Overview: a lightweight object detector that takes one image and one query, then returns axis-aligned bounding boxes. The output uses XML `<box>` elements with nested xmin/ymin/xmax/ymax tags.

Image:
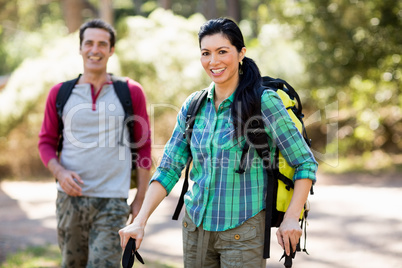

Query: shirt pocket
<box><xmin>190</xmin><ymin>120</ymin><xmax>208</xmax><ymax>151</ymax></box>
<box><xmin>218</xmin><ymin>224</ymin><xmax>257</xmax><ymax>242</ymax></box>
<box><xmin>215</xmin><ymin>122</ymin><xmax>243</xmax><ymax>150</ymax></box>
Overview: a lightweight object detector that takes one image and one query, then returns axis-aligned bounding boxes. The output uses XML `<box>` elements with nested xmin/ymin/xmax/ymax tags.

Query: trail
<box><xmin>1</xmin><ymin>172</ymin><xmax>401</xmax><ymax>267</ymax></box>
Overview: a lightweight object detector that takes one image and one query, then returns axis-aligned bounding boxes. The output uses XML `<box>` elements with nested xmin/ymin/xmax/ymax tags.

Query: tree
<box><xmin>159</xmin><ymin>0</ymin><xmax>172</xmax><ymax>10</ymax></box>
<box><xmin>61</xmin><ymin>0</ymin><xmax>86</xmax><ymax>33</ymax></box>
<box><xmin>100</xmin><ymin>0</ymin><xmax>114</xmax><ymax>24</ymax></box>
<box><xmin>226</xmin><ymin>0</ymin><xmax>241</xmax><ymax>22</ymax></box>
<box><xmin>201</xmin><ymin>0</ymin><xmax>218</xmax><ymax>19</ymax></box>
<box><xmin>279</xmin><ymin>0</ymin><xmax>402</xmax><ymax>157</ymax></box>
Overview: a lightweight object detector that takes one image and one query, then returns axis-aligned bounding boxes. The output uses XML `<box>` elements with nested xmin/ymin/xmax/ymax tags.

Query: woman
<box><xmin>119</xmin><ymin>18</ymin><xmax>318</xmax><ymax>268</ymax></box>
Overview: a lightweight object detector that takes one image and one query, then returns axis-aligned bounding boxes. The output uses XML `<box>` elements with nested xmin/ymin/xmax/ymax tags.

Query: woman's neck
<box><xmin>214</xmin><ymin>77</ymin><xmax>239</xmax><ymax>110</ymax></box>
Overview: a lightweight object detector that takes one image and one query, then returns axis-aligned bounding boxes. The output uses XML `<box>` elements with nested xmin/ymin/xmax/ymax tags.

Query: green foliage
<box><xmin>0</xmin><ymin>0</ymin><xmax>400</xmax><ymax>174</ymax></box>
<box><xmin>0</xmin><ymin>33</ymin><xmax>120</xmax><ymax>138</ymax></box>
<box><xmin>115</xmin><ymin>8</ymin><xmax>209</xmax><ymax>108</ymax></box>
<box><xmin>0</xmin><ymin>0</ymin><xmax>66</xmax><ymax>75</ymax></box>
<box><xmin>266</xmin><ymin>0</ymin><xmax>402</xmax><ymax>160</ymax></box>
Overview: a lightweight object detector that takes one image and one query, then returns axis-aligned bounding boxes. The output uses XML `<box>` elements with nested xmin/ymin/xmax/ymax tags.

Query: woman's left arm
<box><xmin>261</xmin><ymin>90</ymin><xmax>317</xmax><ymax>255</ymax></box>
<box><xmin>276</xmin><ymin>178</ymin><xmax>312</xmax><ymax>256</ymax></box>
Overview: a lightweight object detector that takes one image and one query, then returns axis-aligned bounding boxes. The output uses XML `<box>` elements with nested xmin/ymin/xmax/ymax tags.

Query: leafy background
<box><xmin>0</xmin><ymin>0</ymin><xmax>401</xmax><ymax>179</ymax></box>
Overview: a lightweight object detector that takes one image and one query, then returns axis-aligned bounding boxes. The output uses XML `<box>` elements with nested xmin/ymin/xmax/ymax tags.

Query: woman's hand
<box><xmin>119</xmin><ymin>221</ymin><xmax>145</xmax><ymax>250</ymax></box>
<box><xmin>276</xmin><ymin>179</ymin><xmax>312</xmax><ymax>256</ymax></box>
<box><xmin>276</xmin><ymin>217</ymin><xmax>302</xmax><ymax>256</ymax></box>
<box><xmin>119</xmin><ymin>181</ymin><xmax>168</xmax><ymax>250</ymax></box>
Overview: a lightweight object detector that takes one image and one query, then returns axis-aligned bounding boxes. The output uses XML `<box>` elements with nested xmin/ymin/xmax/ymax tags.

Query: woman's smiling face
<box><xmin>200</xmin><ymin>33</ymin><xmax>245</xmax><ymax>90</ymax></box>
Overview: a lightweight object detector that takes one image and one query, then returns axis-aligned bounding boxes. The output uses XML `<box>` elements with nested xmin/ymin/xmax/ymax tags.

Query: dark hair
<box><xmin>198</xmin><ymin>18</ymin><xmax>262</xmax><ymax>138</ymax></box>
<box><xmin>79</xmin><ymin>19</ymin><xmax>116</xmax><ymax>49</ymax></box>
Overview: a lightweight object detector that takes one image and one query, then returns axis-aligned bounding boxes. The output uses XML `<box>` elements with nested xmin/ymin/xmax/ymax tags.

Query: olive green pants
<box><xmin>182</xmin><ymin>211</ymin><xmax>266</xmax><ymax>268</ymax></box>
<box><xmin>56</xmin><ymin>191</ymin><xmax>130</xmax><ymax>268</ymax></box>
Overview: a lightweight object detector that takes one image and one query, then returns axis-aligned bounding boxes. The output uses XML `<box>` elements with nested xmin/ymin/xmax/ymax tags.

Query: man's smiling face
<box><xmin>80</xmin><ymin>28</ymin><xmax>114</xmax><ymax>74</ymax></box>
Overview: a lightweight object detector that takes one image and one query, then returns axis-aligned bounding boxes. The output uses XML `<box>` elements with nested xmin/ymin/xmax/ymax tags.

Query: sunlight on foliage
<box><xmin>0</xmin><ymin>33</ymin><xmax>120</xmax><ymax>137</ymax></box>
<box><xmin>250</xmin><ymin>21</ymin><xmax>305</xmax><ymax>83</ymax></box>
<box><xmin>0</xmin><ymin>1</ymin><xmax>400</xmax><ymax>175</ymax></box>
<box><xmin>116</xmin><ymin>8</ymin><xmax>207</xmax><ymax>107</ymax></box>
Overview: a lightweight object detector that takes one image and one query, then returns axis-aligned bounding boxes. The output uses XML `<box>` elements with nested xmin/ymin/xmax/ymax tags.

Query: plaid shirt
<box><xmin>151</xmin><ymin>83</ymin><xmax>318</xmax><ymax>231</ymax></box>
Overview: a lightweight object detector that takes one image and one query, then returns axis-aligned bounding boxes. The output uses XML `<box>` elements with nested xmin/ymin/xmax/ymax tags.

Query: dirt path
<box><xmin>1</xmin><ymin>172</ymin><xmax>402</xmax><ymax>268</ymax></box>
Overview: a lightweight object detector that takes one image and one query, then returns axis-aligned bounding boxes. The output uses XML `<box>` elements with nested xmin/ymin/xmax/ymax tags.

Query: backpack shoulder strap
<box><xmin>55</xmin><ymin>74</ymin><xmax>81</xmax><ymax>154</ymax></box>
<box><xmin>184</xmin><ymin>89</ymin><xmax>208</xmax><ymax>144</ymax></box>
<box><xmin>262</xmin><ymin>76</ymin><xmax>303</xmax><ymax>118</ymax></box>
<box><xmin>172</xmin><ymin>88</ymin><xmax>208</xmax><ymax>220</ymax></box>
<box><xmin>237</xmin><ymin>86</ymin><xmax>277</xmax><ymax>259</ymax></box>
<box><xmin>56</xmin><ymin>75</ymin><xmax>81</xmax><ymax>118</ymax></box>
<box><xmin>110</xmin><ymin>75</ymin><xmax>137</xmax><ymax>170</ymax></box>
<box><xmin>111</xmin><ymin>76</ymin><xmax>133</xmax><ymax>117</ymax></box>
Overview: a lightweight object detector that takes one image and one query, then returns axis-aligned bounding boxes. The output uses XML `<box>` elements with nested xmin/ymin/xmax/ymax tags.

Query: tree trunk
<box><xmin>61</xmin><ymin>0</ymin><xmax>85</xmax><ymax>33</ymax></box>
<box><xmin>159</xmin><ymin>0</ymin><xmax>172</xmax><ymax>10</ymax></box>
<box><xmin>225</xmin><ymin>0</ymin><xmax>241</xmax><ymax>22</ymax></box>
<box><xmin>132</xmin><ymin>0</ymin><xmax>143</xmax><ymax>15</ymax></box>
<box><xmin>99</xmin><ymin>0</ymin><xmax>114</xmax><ymax>25</ymax></box>
<box><xmin>202</xmin><ymin>0</ymin><xmax>217</xmax><ymax>20</ymax></box>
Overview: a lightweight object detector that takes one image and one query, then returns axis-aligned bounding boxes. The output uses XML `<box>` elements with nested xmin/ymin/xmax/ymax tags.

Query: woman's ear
<box><xmin>239</xmin><ymin>47</ymin><xmax>246</xmax><ymax>62</ymax></box>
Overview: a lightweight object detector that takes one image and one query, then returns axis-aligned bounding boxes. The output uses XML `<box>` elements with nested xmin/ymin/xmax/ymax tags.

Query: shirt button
<box><xmin>234</xmin><ymin>234</ymin><xmax>240</xmax><ymax>240</ymax></box>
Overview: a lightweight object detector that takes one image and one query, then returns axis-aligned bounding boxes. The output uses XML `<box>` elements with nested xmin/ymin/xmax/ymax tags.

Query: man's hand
<box><xmin>48</xmin><ymin>158</ymin><xmax>83</xmax><ymax>196</ymax></box>
<box><xmin>57</xmin><ymin>169</ymin><xmax>84</xmax><ymax>196</ymax></box>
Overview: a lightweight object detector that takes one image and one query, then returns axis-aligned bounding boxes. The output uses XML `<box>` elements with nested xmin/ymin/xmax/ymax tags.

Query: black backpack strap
<box><xmin>235</xmin><ymin>86</ymin><xmax>276</xmax><ymax>259</ymax></box>
<box><xmin>262</xmin><ymin>76</ymin><xmax>303</xmax><ymax>117</ymax></box>
<box><xmin>184</xmin><ymin>89</ymin><xmax>209</xmax><ymax>144</ymax></box>
<box><xmin>279</xmin><ymin>240</ymin><xmax>296</xmax><ymax>268</ymax></box>
<box><xmin>122</xmin><ymin>237</ymin><xmax>145</xmax><ymax>268</ymax></box>
<box><xmin>111</xmin><ymin>75</ymin><xmax>137</xmax><ymax>170</ymax></box>
<box><xmin>246</xmin><ymin>115</ymin><xmax>276</xmax><ymax>259</ymax></box>
<box><xmin>172</xmin><ymin>89</ymin><xmax>208</xmax><ymax>220</ymax></box>
<box><xmin>55</xmin><ymin>74</ymin><xmax>81</xmax><ymax>155</ymax></box>
<box><xmin>262</xmin><ymin>76</ymin><xmax>312</xmax><ymax>148</ymax></box>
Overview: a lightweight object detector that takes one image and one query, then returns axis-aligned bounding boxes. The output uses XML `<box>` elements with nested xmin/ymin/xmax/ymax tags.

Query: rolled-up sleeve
<box><xmin>261</xmin><ymin>90</ymin><xmax>318</xmax><ymax>183</ymax></box>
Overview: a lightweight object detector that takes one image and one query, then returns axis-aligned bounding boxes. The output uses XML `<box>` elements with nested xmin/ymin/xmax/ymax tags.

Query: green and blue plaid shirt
<box><xmin>151</xmin><ymin>83</ymin><xmax>318</xmax><ymax>231</ymax></box>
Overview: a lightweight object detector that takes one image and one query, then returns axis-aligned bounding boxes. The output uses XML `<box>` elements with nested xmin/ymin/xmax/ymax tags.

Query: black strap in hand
<box><xmin>122</xmin><ymin>238</ymin><xmax>145</xmax><ymax>268</ymax></box>
<box><xmin>279</xmin><ymin>239</ymin><xmax>296</xmax><ymax>268</ymax></box>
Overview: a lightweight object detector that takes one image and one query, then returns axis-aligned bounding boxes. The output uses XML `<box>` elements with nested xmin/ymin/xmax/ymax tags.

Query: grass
<box><xmin>0</xmin><ymin>244</ymin><xmax>178</xmax><ymax>268</ymax></box>
<box><xmin>0</xmin><ymin>245</ymin><xmax>61</xmax><ymax>268</ymax></box>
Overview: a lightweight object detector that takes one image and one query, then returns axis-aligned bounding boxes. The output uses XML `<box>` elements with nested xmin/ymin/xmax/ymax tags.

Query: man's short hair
<box><xmin>79</xmin><ymin>19</ymin><xmax>116</xmax><ymax>48</ymax></box>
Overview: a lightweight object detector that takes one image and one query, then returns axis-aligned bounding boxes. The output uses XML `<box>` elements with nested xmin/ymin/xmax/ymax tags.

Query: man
<box><xmin>38</xmin><ymin>19</ymin><xmax>151</xmax><ymax>267</ymax></box>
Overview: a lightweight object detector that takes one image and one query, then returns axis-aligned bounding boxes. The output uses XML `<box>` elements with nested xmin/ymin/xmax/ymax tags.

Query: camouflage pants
<box><xmin>56</xmin><ymin>191</ymin><xmax>130</xmax><ymax>268</ymax></box>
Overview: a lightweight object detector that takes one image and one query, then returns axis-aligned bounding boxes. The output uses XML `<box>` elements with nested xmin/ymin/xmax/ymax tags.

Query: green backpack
<box><xmin>172</xmin><ymin>76</ymin><xmax>314</xmax><ymax>267</ymax></box>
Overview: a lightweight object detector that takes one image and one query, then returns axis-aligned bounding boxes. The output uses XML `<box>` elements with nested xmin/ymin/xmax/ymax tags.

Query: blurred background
<box><xmin>0</xmin><ymin>0</ymin><xmax>401</xmax><ymax>267</ymax></box>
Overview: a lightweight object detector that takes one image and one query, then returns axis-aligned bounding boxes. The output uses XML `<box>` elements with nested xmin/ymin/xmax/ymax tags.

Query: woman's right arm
<box><xmin>119</xmin><ymin>181</ymin><xmax>167</xmax><ymax>250</ymax></box>
<box><xmin>119</xmin><ymin>91</ymin><xmax>203</xmax><ymax>250</ymax></box>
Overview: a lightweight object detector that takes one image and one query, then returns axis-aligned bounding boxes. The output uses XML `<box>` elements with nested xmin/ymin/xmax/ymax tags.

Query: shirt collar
<box><xmin>207</xmin><ymin>82</ymin><xmax>236</xmax><ymax>104</ymax></box>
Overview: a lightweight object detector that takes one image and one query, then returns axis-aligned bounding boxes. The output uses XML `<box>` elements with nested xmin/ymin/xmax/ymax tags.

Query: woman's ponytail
<box><xmin>232</xmin><ymin>56</ymin><xmax>262</xmax><ymax>138</ymax></box>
